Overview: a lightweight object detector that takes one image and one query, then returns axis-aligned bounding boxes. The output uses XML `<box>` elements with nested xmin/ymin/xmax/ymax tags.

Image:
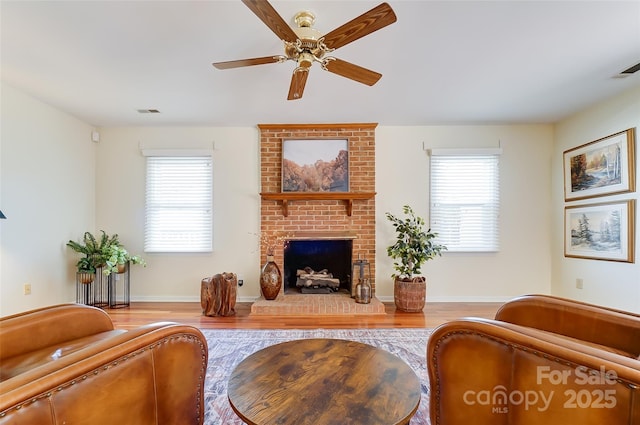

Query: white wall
<box><xmin>0</xmin><ymin>82</ymin><xmax>95</xmax><ymax>316</ymax></box>
<box><xmin>92</xmin><ymin>124</ymin><xmax>554</xmax><ymax>303</ymax></box>
<box><xmin>94</xmin><ymin>127</ymin><xmax>262</xmax><ymax>301</ymax></box>
<box><xmin>375</xmin><ymin>125</ymin><xmax>554</xmax><ymax>301</ymax></box>
<box><xmin>7</xmin><ymin>81</ymin><xmax>636</xmax><ymax>312</ymax></box>
<box><xmin>552</xmin><ymin>86</ymin><xmax>640</xmax><ymax>312</ymax></box>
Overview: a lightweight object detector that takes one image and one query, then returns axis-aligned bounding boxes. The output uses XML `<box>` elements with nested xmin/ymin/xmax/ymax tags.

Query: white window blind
<box><xmin>430</xmin><ymin>149</ymin><xmax>500</xmax><ymax>252</ymax></box>
<box><xmin>144</xmin><ymin>155</ymin><xmax>212</xmax><ymax>253</ymax></box>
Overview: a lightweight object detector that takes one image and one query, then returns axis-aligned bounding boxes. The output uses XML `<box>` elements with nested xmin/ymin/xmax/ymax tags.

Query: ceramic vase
<box><xmin>260</xmin><ymin>255</ymin><xmax>282</xmax><ymax>300</ymax></box>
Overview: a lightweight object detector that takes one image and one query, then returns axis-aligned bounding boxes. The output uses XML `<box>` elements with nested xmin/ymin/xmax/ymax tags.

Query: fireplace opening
<box><xmin>283</xmin><ymin>240</ymin><xmax>353</xmax><ymax>294</ymax></box>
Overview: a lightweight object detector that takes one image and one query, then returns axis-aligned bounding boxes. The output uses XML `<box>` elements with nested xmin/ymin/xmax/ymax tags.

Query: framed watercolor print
<box><xmin>281</xmin><ymin>139</ymin><xmax>349</xmax><ymax>192</ymax></box>
<box><xmin>564</xmin><ymin>200</ymin><xmax>635</xmax><ymax>263</ymax></box>
<box><xmin>563</xmin><ymin>128</ymin><xmax>636</xmax><ymax>201</ymax></box>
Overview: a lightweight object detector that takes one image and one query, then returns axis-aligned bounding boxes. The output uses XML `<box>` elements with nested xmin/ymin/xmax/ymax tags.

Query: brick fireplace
<box><xmin>258</xmin><ymin>123</ymin><xmax>377</xmax><ymax>298</ymax></box>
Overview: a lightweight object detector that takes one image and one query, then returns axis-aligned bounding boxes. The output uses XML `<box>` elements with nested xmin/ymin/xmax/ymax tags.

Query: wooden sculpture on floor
<box><xmin>201</xmin><ymin>272</ymin><xmax>237</xmax><ymax>317</ymax></box>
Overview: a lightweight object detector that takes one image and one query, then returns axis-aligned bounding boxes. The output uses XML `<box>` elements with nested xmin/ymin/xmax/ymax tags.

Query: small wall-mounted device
<box><xmin>91</xmin><ymin>130</ymin><xmax>100</xmax><ymax>143</ymax></box>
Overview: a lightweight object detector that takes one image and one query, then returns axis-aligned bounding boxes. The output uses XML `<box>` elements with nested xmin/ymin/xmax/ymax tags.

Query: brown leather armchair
<box><xmin>0</xmin><ymin>304</ymin><xmax>208</xmax><ymax>425</ymax></box>
<box><xmin>427</xmin><ymin>294</ymin><xmax>640</xmax><ymax>424</ymax></box>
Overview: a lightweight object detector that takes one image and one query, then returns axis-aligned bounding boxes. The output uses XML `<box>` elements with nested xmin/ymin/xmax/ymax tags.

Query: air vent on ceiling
<box><xmin>621</xmin><ymin>62</ymin><xmax>640</xmax><ymax>74</ymax></box>
<box><xmin>613</xmin><ymin>62</ymin><xmax>640</xmax><ymax>78</ymax></box>
<box><xmin>137</xmin><ymin>109</ymin><xmax>161</xmax><ymax>114</ymax></box>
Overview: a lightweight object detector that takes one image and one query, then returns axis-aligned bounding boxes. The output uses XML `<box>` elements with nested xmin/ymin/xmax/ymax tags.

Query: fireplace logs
<box><xmin>296</xmin><ymin>267</ymin><xmax>340</xmax><ymax>294</ymax></box>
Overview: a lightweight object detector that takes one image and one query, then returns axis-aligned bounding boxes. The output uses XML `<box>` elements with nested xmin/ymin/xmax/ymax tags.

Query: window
<box><xmin>430</xmin><ymin>149</ymin><xmax>500</xmax><ymax>252</ymax></box>
<box><xmin>144</xmin><ymin>154</ymin><xmax>212</xmax><ymax>253</ymax></box>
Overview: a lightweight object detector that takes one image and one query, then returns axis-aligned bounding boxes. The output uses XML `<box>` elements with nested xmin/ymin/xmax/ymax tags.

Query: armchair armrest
<box><xmin>0</xmin><ymin>322</ymin><xmax>208</xmax><ymax>425</ymax></box>
<box><xmin>1</xmin><ymin>304</ymin><xmax>208</xmax><ymax>425</ymax></box>
<box><xmin>0</xmin><ymin>304</ymin><xmax>115</xmax><ymax>361</ymax></box>
<box><xmin>427</xmin><ymin>318</ymin><xmax>640</xmax><ymax>425</ymax></box>
<box><xmin>495</xmin><ymin>294</ymin><xmax>640</xmax><ymax>357</ymax></box>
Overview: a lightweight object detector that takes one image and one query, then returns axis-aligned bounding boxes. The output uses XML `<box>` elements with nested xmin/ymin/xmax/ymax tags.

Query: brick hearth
<box><xmin>251</xmin><ymin>293</ymin><xmax>386</xmax><ymax>315</ymax></box>
<box><xmin>258</xmin><ymin>123</ymin><xmax>378</xmax><ymax>312</ymax></box>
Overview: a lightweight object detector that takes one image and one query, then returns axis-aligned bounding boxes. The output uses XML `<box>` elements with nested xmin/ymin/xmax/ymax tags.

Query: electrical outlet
<box><xmin>238</xmin><ymin>279</ymin><xmax>244</xmax><ymax>287</ymax></box>
<box><xmin>24</xmin><ymin>283</ymin><xmax>32</xmax><ymax>295</ymax></box>
<box><xmin>576</xmin><ymin>278</ymin><xmax>583</xmax><ymax>289</ymax></box>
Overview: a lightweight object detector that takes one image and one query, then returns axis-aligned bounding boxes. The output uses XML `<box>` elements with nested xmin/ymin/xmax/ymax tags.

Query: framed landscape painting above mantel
<box><xmin>563</xmin><ymin>128</ymin><xmax>636</xmax><ymax>201</ymax></box>
<box><xmin>564</xmin><ymin>200</ymin><xmax>635</xmax><ymax>263</ymax></box>
<box><xmin>282</xmin><ymin>138</ymin><xmax>349</xmax><ymax>192</ymax></box>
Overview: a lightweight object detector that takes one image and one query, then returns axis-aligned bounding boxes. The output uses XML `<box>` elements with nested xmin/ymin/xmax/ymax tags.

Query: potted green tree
<box><xmin>386</xmin><ymin>205</ymin><xmax>447</xmax><ymax>312</ymax></box>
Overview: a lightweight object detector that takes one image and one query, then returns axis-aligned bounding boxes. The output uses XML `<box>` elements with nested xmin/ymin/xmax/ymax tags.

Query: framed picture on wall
<box><xmin>564</xmin><ymin>200</ymin><xmax>635</xmax><ymax>263</ymax></box>
<box><xmin>282</xmin><ymin>138</ymin><xmax>349</xmax><ymax>192</ymax></box>
<box><xmin>563</xmin><ymin>128</ymin><xmax>636</xmax><ymax>201</ymax></box>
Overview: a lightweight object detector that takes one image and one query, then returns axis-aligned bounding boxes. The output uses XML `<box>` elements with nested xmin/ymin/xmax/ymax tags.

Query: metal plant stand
<box><xmin>76</xmin><ymin>275</ymin><xmax>95</xmax><ymax>306</ymax></box>
<box><xmin>75</xmin><ymin>263</ymin><xmax>129</xmax><ymax>309</ymax></box>
<box><xmin>109</xmin><ymin>261</ymin><xmax>130</xmax><ymax>308</ymax></box>
<box><xmin>75</xmin><ymin>268</ymin><xmax>108</xmax><ymax>308</ymax></box>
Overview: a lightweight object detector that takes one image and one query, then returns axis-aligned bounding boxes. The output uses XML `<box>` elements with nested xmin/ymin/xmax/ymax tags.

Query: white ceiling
<box><xmin>2</xmin><ymin>0</ymin><xmax>639</xmax><ymax>127</ymax></box>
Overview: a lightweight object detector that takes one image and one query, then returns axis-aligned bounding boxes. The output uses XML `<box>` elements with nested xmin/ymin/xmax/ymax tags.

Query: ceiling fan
<box><xmin>213</xmin><ymin>0</ymin><xmax>397</xmax><ymax>100</ymax></box>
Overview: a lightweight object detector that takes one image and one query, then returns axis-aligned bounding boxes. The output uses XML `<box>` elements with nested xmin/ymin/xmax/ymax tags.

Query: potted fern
<box><xmin>68</xmin><ymin>230</ymin><xmax>119</xmax><ymax>282</ymax></box>
<box><xmin>76</xmin><ymin>257</ymin><xmax>96</xmax><ymax>284</ymax></box>
<box><xmin>386</xmin><ymin>205</ymin><xmax>446</xmax><ymax>312</ymax></box>
<box><xmin>67</xmin><ymin>231</ymin><xmax>144</xmax><ymax>276</ymax></box>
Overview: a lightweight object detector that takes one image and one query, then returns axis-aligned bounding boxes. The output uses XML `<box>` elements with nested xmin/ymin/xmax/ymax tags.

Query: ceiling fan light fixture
<box><xmin>213</xmin><ymin>1</ymin><xmax>397</xmax><ymax>100</ymax></box>
<box><xmin>298</xmin><ymin>52</ymin><xmax>314</xmax><ymax>68</ymax></box>
<box><xmin>292</xmin><ymin>10</ymin><xmax>324</xmax><ymax>59</ymax></box>
<box><xmin>294</xmin><ymin>11</ymin><xmax>315</xmax><ymax>29</ymax></box>
<box><xmin>294</xmin><ymin>26</ymin><xmax>322</xmax><ymax>42</ymax></box>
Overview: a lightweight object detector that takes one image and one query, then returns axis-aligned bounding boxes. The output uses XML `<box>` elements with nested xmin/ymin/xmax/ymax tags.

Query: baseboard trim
<box><xmin>131</xmin><ymin>295</ymin><xmax>259</xmax><ymax>303</ymax></box>
<box><xmin>426</xmin><ymin>296</ymin><xmax>513</xmax><ymax>303</ymax></box>
<box><xmin>131</xmin><ymin>295</ymin><xmax>513</xmax><ymax>304</ymax></box>
<box><xmin>377</xmin><ymin>295</ymin><xmax>513</xmax><ymax>303</ymax></box>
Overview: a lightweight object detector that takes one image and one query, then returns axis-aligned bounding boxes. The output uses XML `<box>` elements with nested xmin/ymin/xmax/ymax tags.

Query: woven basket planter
<box><xmin>394</xmin><ymin>277</ymin><xmax>426</xmax><ymax>312</ymax></box>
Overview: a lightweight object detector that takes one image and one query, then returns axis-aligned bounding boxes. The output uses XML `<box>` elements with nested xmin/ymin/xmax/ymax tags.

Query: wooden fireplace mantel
<box><xmin>260</xmin><ymin>192</ymin><xmax>376</xmax><ymax>217</ymax></box>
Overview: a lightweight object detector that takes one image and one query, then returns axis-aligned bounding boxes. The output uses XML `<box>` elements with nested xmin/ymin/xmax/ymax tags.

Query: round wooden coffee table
<box><xmin>227</xmin><ymin>338</ymin><xmax>421</xmax><ymax>425</ymax></box>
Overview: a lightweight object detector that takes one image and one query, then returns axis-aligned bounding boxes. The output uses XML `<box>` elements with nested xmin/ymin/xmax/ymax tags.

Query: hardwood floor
<box><xmin>107</xmin><ymin>301</ymin><xmax>502</xmax><ymax>330</ymax></box>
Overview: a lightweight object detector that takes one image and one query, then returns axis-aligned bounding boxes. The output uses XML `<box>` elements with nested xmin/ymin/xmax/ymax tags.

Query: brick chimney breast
<box><xmin>258</xmin><ymin>123</ymin><xmax>377</xmax><ymax>296</ymax></box>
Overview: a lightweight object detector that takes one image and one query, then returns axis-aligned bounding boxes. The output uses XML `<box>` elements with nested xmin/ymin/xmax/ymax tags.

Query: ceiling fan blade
<box><xmin>213</xmin><ymin>56</ymin><xmax>282</xmax><ymax>70</ymax></box>
<box><xmin>287</xmin><ymin>67</ymin><xmax>309</xmax><ymax>100</ymax></box>
<box><xmin>241</xmin><ymin>0</ymin><xmax>298</xmax><ymax>43</ymax></box>
<box><xmin>323</xmin><ymin>58</ymin><xmax>382</xmax><ymax>86</ymax></box>
<box><xmin>322</xmin><ymin>3</ymin><xmax>397</xmax><ymax>51</ymax></box>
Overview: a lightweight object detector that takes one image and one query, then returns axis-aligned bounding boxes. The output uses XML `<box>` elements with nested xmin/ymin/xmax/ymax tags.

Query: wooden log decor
<box><xmin>201</xmin><ymin>272</ymin><xmax>237</xmax><ymax>317</ymax></box>
<box><xmin>295</xmin><ymin>267</ymin><xmax>340</xmax><ymax>290</ymax></box>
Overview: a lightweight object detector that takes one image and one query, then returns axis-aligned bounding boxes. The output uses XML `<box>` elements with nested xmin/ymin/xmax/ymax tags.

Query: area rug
<box><xmin>202</xmin><ymin>328</ymin><xmax>432</xmax><ymax>424</ymax></box>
